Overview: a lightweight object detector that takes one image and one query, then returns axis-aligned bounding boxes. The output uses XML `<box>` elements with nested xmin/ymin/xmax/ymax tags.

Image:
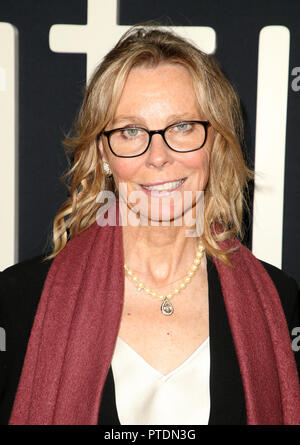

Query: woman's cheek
<box><xmin>111</xmin><ymin>161</ymin><xmax>141</xmax><ymax>186</ymax></box>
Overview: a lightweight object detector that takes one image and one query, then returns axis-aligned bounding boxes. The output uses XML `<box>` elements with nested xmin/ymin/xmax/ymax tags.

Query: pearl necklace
<box><xmin>124</xmin><ymin>239</ymin><xmax>205</xmax><ymax>316</ymax></box>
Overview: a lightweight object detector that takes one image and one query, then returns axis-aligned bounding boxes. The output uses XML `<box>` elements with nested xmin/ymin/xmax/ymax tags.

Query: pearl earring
<box><xmin>103</xmin><ymin>161</ymin><xmax>112</xmax><ymax>176</ymax></box>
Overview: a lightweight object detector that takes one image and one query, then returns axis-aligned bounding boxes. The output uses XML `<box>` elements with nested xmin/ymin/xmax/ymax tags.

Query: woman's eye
<box><xmin>174</xmin><ymin>122</ymin><xmax>192</xmax><ymax>132</ymax></box>
<box><xmin>123</xmin><ymin>128</ymin><xmax>140</xmax><ymax>137</ymax></box>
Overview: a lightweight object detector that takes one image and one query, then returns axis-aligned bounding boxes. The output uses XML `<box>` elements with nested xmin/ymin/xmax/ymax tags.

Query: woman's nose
<box><xmin>145</xmin><ymin>133</ymin><xmax>173</xmax><ymax>168</ymax></box>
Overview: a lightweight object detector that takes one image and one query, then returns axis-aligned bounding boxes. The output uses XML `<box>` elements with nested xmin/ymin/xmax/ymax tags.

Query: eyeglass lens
<box><xmin>108</xmin><ymin>122</ymin><xmax>206</xmax><ymax>157</ymax></box>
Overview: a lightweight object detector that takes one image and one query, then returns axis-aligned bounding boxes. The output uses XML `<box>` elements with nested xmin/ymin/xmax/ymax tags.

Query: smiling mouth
<box><xmin>140</xmin><ymin>178</ymin><xmax>186</xmax><ymax>192</ymax></box>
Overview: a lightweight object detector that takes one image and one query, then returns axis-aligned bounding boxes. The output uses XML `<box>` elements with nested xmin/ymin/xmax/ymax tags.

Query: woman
<box><xmin>1</xmin><ymin>25</ymin><xmax>300</xmax><ymax>425</ymax></box>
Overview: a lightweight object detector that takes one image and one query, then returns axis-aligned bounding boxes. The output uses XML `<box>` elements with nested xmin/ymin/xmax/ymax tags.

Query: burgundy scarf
<box><xmin>9</xmin><ymin>220</ymin><xmax>300</xmax><ymax>425</ymax></box>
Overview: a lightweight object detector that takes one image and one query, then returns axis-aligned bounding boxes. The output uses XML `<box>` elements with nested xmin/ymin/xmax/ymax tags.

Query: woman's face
<box><xmin>100</xmin><ymin>63</ymin><xmax>214</xmax><ymax>225</ymax></box>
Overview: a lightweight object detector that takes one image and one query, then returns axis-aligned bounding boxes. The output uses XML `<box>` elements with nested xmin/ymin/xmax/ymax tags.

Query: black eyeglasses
<box><xmin>100</xmin><ymin>120</ymin><xmax>210</xmax><ymax>158</ymax></box>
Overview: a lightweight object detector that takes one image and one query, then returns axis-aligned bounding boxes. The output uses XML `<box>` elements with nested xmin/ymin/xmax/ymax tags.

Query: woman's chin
<box><xmin>126</xmin><ymin>203</ymin><xmax>197</xmax><ymax>228</ymax></box>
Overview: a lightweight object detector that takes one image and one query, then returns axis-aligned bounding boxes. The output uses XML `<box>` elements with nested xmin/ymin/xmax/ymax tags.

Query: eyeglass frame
<box><xmin>100</xmin><ymin>120</ymin><xmax>211</xmax><ymax>158</ymax></box>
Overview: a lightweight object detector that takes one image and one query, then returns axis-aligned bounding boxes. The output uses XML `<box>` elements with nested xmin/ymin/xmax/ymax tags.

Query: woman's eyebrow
<box><xmin>112</xmin><ymin>116</ymin><xmax>144</xmax><ymax>126</ymax></box>
<box><xmin>112</xmin><ymin>113</ymin><xmax>202</xmax><ymax>127</ymax></box>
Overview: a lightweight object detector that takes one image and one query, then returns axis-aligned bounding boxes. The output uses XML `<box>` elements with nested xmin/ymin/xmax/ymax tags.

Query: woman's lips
<box><xmin>139</xmin><ymin>178</ymin><xmax>187</xmax><ymax>196</ymax></box>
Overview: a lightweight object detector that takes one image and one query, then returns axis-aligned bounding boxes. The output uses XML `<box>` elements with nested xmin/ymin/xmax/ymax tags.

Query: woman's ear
<box><xmin>98</xmin><ymin>135</ymin><xmax>108</xmax><ymax>163</ymax></box>
<box><xmin>98</xmin><ymin>135</ymin><xmax>113</xmax><ymax>176</ymax></box>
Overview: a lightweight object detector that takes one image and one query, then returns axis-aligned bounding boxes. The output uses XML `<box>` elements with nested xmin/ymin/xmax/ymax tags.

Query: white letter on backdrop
<box><xmin>252</xmin><ymin>26</ymin><xmax>290</xmax><ymax>268</ymax></box>
<box><xmin>0</xmin><ymin>22</ymin><xmax>18</xmax><ymax>270</ymax></box>
<box><xmin>49</xmin><ymin>0</ymin><xmax>216</xmax><ymax>81</ymax></box>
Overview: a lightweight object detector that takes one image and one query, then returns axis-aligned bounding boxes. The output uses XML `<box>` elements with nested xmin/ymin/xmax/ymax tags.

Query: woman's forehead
<box><xmin>113</xmin><ymin>63</ymin><xmax>199</xmax><ymax>117</ymax></box>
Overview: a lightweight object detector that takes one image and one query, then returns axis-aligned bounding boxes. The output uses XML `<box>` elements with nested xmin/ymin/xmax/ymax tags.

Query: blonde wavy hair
<box><xmin>48</xmin><ymin>24</ymin><xmax>253</xmax><ymax>264</ymax></box>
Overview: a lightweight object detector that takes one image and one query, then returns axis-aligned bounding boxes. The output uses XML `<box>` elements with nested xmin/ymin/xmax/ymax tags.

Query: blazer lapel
<box><xmin>207</xmin><ymin>256</ymin><xmax>246</xmax><ymax>424</ymax></box>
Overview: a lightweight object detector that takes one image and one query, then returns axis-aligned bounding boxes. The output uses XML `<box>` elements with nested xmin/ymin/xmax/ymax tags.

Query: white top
<box><xmin>111</xmin><ymin>336</ymin><xmax>210</xmax><ymax>425</ymax></box>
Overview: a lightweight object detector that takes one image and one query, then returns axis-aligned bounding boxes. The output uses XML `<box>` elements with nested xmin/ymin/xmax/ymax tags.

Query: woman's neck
<box><xmin>122</xmin><ymin>224</ymin><xmax>202</xmax><ymax>288</ymax></box>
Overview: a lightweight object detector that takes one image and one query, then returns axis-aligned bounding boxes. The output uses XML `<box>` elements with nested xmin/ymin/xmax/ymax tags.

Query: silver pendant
<box><xmin>161</xmin><ymin>298</ymin><xmax>174</xmax><ymax>316</ymax></box>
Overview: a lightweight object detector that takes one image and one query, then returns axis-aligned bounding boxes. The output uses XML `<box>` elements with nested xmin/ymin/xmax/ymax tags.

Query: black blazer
<box><xmin>0</xmin><ymin>255</ymin><xmax>299</xmax><ymax>425</ymax></box>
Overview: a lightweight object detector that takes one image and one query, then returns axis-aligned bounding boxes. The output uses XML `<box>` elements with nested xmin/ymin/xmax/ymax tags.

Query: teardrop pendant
<box><xmin>161</xmin><ymin>298</ymin><xmax>174</xmax><ymax>316</ymax></box>
<box><xmin>124</xmin><ymin>238</ymin><xmax>205</xmax><ymax>316</ymax></box>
